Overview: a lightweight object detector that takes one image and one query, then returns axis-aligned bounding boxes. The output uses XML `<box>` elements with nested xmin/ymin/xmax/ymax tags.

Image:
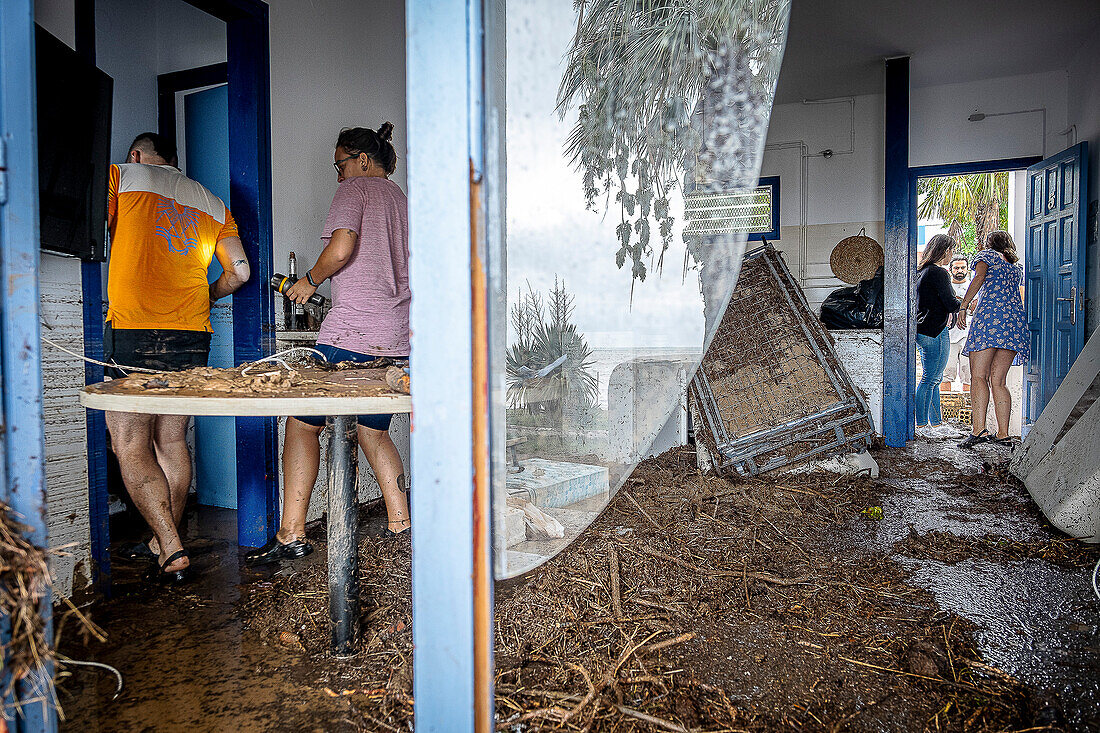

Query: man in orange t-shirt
<box><xmin>105</xmin><ymin>132</ymin><xmax>250</xmax><ymax>583</ymax></box>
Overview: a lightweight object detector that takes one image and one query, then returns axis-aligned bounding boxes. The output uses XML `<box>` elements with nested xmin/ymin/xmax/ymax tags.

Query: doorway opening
<box><xmin>912</xmin><ymin>161</ymin><xmax>1035</xmax><ymax>437</ymax></box>
<box><xmin>89</xmin><ymin>0</ymin><xmax>277</xmax><ymax>586</ymax></box>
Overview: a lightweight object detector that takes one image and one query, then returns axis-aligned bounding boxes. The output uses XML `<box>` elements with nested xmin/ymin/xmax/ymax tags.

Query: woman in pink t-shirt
<box><xmin>247</xmin><ymin>123</ymin><xmax>411</xmax><ymax>564</ymax></box>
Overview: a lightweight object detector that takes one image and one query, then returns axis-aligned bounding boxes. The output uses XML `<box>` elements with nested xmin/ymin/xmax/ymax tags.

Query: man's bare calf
<box><xmin>106</xmin><ymin>411</ymin><xmax>191</xmax><ymax>574</ymax></box>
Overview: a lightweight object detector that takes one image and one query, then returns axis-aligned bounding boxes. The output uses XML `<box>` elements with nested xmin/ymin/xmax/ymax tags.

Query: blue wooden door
<box><xmin>184</xmin><ymin>84</ymin><xmax>238</xmax><ymax>509</ymax></box>
<box><xmin>0</xmin><ymin>2</ymin><xmax>58</xmax><ymax>729</ymax></box>
<box><xmin>1024</xmin><ymin>143</ymin><xmax>1089</xmax><ymax>434</ymax></box>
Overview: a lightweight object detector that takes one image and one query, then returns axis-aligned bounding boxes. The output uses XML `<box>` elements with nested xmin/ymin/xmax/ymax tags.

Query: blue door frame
<box><xmin>76</xmin><ymin>0</ymin><xmax>276</xmax><ymax>562</ymax></box>
<box><xmin>904</xmin><ymin>156</ymin><xmax>1040</xmax><ymax>442</ymax></box>
<box><xmin>884</xmin><ymin>51</ymin><xmax>1043</xmax><ymax>447</ymax></box>
<box><xmin>0</xmin><ymin>1</ymin><xmax>56</xmax><ymax>730</ymax></box>
<box><xmin>175</xmin><ymin>0</ymin><xmax>278</xmax><ymax>549</ymax></box>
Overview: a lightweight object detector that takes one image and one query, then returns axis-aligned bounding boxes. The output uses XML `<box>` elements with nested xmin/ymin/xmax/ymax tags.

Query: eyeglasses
<box><xmin>333</xmin><ymin>153</ymin><xmax>359</xmax><ymax>172</ymax></box>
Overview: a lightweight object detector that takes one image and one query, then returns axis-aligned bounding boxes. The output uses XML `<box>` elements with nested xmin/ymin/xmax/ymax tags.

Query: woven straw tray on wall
<box><xmin>830</xmin><ymin>228</ymin><xmax>884</xmax><ymax>284</ymax></box>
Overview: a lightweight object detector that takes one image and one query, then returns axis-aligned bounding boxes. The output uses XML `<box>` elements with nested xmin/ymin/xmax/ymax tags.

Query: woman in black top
<box><xmin>915</xmin><ymin>234</ymin><xmax>961</xmax><ymax>437</ymax></box>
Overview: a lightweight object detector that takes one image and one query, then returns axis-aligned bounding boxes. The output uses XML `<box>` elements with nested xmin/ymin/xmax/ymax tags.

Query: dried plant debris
<box><xmin>239</xmin><ymin>446</ymin><xmax>1096</xmax><ymax>731</ymax></box>
<box><xmin>89</xmin><ymin>362</ymin><xmax>401</xmax><ymax>399</ymax></box>
<box><xmin>0</xmin><ymin>503</ymin><xmax>52</xmax><ymax>688</ymax></box>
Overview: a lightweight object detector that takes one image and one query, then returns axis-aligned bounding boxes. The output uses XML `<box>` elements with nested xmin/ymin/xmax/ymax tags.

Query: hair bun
<box><xmin>377</xmin><ymin>122</ymin><xmax>394</xmax><ymax>142</ymax></box>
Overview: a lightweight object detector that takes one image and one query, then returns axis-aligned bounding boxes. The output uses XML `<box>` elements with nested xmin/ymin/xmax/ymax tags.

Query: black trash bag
<box><xmin>819</xmin><ymin>267</ymin><xmax>883</xmax><ymax>330</ymax></box>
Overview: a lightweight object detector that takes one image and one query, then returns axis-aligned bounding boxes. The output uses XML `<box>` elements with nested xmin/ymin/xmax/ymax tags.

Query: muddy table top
<box><xmin>79</xmin><ymin>365</ymin><xmax>411</xmax><ymax>416</ymax></box>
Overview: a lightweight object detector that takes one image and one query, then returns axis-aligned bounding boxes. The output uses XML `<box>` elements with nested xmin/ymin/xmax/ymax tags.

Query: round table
<box><xmin>81</xmin><ymin>374</ymin><xmax>411</xmax><ymax>655</ymax></box>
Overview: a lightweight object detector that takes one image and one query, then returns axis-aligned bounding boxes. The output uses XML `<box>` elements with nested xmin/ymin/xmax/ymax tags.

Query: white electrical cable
<box><xmin>57</xmin><ymin>656</ymin><xmax>124</xmax><ymax>699</ymax></box>
<box><xmin>44</xmin><ymin>327</ymin><xmax>325</xmax><ymax>376</ymax></box>
<box><xmin>43</xmin><ymin>337</ymin><xmax>327</xmax><ymax>378</ymax></box>
<box><xmin>240</xmin><ymin>346</ymin><xmax>327</xmax><ymax>375</ymax></box>
<box><xmin>1092</xmin><ymin>557</ymin><xmax>1100</xmax><ymax>603</ymax></box>
<box><xmin>40</xmin><ymin>335</ymin><xmax>160</xmax><ymax>375</ymax></box>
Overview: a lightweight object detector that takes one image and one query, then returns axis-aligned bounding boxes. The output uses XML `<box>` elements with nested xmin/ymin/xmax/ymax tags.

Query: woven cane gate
<box><xmin>693</xmin><ymin>244</ymin><xmax>874</xmax><ymax>476</ymax></box>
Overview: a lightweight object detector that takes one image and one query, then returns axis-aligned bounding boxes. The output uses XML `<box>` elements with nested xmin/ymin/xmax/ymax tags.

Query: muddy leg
<box><xmin>358</xmin><ymin>425</ymin><xmax>409</xmax><ymax>533</ymax></box>
<box><xmin>279</xmin><ymin>417</ymin><xmax>323</xmax><ymax>543</ymax></box>
<box><xmin>152</xmin><ymin>415</ymin><xmax>193</xmax><ymax>542</ymax></box>
<box><xmin>106</xmin><ymin>411</ymin><xmax>188</xmax><ymax>572</ymax></box>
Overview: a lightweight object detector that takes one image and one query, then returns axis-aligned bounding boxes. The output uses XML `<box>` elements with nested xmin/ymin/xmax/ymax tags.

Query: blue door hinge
<box><xmin>0</xmin><ymin>138</ymin><xmax>7</xmax><ymax>205</ymax></box>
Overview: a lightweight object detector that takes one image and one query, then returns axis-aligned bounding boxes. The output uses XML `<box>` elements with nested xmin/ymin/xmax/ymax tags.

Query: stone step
<box><xmin>506</xmin><ymin>458</ymin><xmax>610</xmax><ymax>509</ymax></box>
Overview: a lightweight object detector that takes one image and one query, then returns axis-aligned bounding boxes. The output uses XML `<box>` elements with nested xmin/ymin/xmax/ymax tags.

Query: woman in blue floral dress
<box><xmin>957</xmin><ymin>231</ymin><xmax>1028</xmax><ymax>447</ymax></box>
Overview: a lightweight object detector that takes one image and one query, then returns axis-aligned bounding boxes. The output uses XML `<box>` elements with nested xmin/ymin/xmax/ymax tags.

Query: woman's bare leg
<box><xmin>278</xmin><ymin>417</ymin><xmax>323</xmax><ymax>542</ymax></box>
<box><xmin>968</xmin><ymin>349</ymin><xmax>995</xmax><ymax>436</ymax></box>
<box><xmin>989</xmin><ymin>348</ymin><xmax>1017</xmax><ymax>438</ymax></box>
<box><xmin>358</xmin><ymin>425</ymin><xmax>409</xmax><ymax>533</ymax></box>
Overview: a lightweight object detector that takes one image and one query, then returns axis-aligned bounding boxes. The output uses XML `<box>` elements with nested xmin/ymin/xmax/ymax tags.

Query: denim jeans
<box><xmin>916</xmin><ymin>329</ymin><xmax>950</xmax><ymax>427</ymax></box>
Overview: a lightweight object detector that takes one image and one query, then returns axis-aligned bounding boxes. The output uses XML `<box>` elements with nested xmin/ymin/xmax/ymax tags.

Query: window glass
<box><xmin>493</xmin><ymin>0</ymin><xmax>791</xmax><ymax>578</ymax></box>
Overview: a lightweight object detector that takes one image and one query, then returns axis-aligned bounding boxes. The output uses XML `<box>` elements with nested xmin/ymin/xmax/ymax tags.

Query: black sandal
<box><xmin>958</xmin><ymin>429</ymin><xmax>991</xmax><ymax>449</ymax></box>
<box><xmin>151</xmin><ymin>549</ymin><xmax>196</xmax><ymax>585</ymax></box>
<box><xmin>992</xmin><ymin>435</ymin><xmax>1016</xmax><ymax>448</ymax></box>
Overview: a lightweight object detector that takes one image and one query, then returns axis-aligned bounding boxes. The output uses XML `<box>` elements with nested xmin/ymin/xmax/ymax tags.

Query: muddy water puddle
<box><xmin>56</xmin><ymin>508</ymin><xmax>360</xmax><ymax>732</ymax></box>
<box><xmin>900</xmin><ymin>557</ymin><xmax>1100</xmax><ymax>729</ymax></box>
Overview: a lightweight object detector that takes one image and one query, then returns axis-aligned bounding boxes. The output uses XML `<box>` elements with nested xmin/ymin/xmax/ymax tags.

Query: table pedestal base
<box><xmin>327</xmin><ymin>415</ymin><xmax>360</xmax><ymax>655</ymax></box>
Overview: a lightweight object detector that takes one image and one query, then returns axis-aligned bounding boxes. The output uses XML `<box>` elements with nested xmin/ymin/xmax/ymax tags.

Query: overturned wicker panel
<box><xmin>692</xmin><ymin>244</ymin><xmax>874</xmax><ymax>476</ymax></box>
<box><xmin>830</xmin><ymin>228</ymin><xmax>884</xmax><ymax>284</ymax></box>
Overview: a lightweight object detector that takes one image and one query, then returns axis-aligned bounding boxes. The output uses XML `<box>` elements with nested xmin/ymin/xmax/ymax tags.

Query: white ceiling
<box><xmin>774</xmin><ymin>0</ymin><xmax>1100</xmax><ymax>103</ymax></box>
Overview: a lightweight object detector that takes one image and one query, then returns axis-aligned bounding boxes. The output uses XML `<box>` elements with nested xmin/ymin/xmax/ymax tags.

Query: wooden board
<box><xmin>80</xmin><ymin>367</ymin><xmax>411</xmax><ymax>417</ymax></box>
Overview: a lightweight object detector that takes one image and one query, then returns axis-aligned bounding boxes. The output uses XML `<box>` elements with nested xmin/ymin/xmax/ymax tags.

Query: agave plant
<box><xmin>556</xmin><ymin>0</ymin><xmax>790</xmax><ymax>286</ymax></box>
<box><xmin>506</xmin><ymin>280</ymin><xmax>599</xmax><ymax>422</ymax></box>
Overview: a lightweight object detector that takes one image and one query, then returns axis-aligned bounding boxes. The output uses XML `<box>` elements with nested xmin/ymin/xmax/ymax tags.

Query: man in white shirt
<box><xmin>941</xmin><ymin>255</ymin><xmax>971</xmax><ymax>390</ymax></box>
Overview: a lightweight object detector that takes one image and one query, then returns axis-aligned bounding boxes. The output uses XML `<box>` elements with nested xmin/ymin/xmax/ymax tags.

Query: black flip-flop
<box><xmin>992</xmin><ymin>435</ymin><xmax>1017</xmax><ymax>448</ymax></box>
<box><xmin>151</xmin><ymin>549</ymin><xmax>196</xmax><ymax>585</ymax></box>
<box><xmin>958</xmin><ymin>429</ymin><xmax>992</xmax><ymax>449</ymax></box>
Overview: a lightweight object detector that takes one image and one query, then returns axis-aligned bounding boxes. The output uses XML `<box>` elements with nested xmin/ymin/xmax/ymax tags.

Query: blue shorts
<box><xmin>294</xmin><ymin>344</ymin><xmax>407</xmax><ymax>431</ymax></box>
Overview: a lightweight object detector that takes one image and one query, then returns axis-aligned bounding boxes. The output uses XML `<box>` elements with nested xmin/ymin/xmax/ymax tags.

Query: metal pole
<box><xmin>326</xmin><ymin>415</ymin><xmax>359</xmax><ymax>656</ymax></box>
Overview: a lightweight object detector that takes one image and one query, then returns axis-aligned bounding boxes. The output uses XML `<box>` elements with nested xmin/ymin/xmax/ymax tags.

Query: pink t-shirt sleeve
<box><xmin>321</xmin><ymin>180</ymin><xmax>365</xmax><ymax>238</ymax></box>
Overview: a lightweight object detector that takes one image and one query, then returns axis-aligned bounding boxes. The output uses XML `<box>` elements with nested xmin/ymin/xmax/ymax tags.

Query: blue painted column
<box><xmin>74</xmin><ymin>0</ymin><xmax>111</xmax><ymax>596</ymax></box>
<box><xmin>0</xmin><ymin>1</ymin><xmax>57</xmax><ymax>729</ymax></box>
<box><xmin>407</xmin><ymin>0</ymin><xmax>494</xmax><ymax>729</ymax></box>
<box><xmin>226</xmin><ymin>9</ymin><xmax>279</xmax><ymax>547</ymax></box>
<box><xmin>883</xmin><ymin>57</ymin><xmax>913</xmax><ymax>447</ymax></box>
<box><xmin>81</xmin><ymin>263</ymin><xmax>111</xmax><ymax>593</ymax></box>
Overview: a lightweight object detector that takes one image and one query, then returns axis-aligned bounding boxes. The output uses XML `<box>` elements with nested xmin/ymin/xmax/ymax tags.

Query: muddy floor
<box><xmin>56</xmin><ymin>438</ymin><xmax>1100</xmax><ymax>732</ymax></box>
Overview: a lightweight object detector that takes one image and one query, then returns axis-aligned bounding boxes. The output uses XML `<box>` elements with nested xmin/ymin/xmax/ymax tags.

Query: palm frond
<box><xmin>557</xmin><ymin>0</ymin><xmax>791</xmax><ymax>285</ymax></box>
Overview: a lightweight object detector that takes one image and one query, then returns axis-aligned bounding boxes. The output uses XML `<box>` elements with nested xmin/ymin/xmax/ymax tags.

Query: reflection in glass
<box><xmin>495</xmin><ymin>0</ymin><xmax>792</xmax><ymax>578</ymax></box>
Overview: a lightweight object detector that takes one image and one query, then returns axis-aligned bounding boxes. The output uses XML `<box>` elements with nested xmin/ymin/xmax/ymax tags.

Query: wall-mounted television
<box><xmin>35</xmin><ymin>25</ymin><xmax>113</xmax><ymax>262</ymax></box>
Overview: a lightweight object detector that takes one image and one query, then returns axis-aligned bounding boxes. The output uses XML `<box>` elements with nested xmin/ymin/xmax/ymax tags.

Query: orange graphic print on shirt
<box><xmin>107</xmin><ymin>163</ymin><xmax>238</xmax><ymax>332</ymax></box>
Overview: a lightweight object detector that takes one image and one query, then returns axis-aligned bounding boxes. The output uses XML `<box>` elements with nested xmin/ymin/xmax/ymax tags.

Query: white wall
<box><xmin>759</xmin><ymin>70</ymin><xmax>1072</xmax><ymax>314</ymax></box>
<box><xmin>911</xmin><ymin>71</ymin><xmax>1071</xmax><ymax>167</ymax></box>
<box><xmin>94</xmin><ymin>0</ymin><xmax>159</xmax><ymax>163</ymax></box>
<box><xmin>1067</xmin><ymin>30</ymin><xmax>1100</xmax><ymax>337</ymax></box>
<box><xmin>760</xmin><ymin>94</ymin><xmax>884</xmax><ymax>310</ymax></box>
<box><xmin>155</xmin><ymin>0</ymin><xmax>227</xmax><ymax>74</ymax></box>
<box><xmin>267</xmin><ymin>0</ymin><xmax>407</xmax><ymax>292</ymax></box>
